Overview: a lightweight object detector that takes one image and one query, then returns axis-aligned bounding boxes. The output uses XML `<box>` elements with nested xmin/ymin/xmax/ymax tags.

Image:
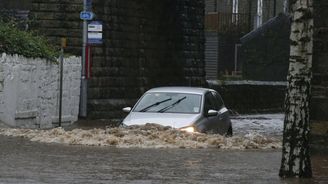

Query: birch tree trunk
<box><xmin>279</xmin><ymin>0</ymin><xmax>313</xmax><ymax>178</ymax></box>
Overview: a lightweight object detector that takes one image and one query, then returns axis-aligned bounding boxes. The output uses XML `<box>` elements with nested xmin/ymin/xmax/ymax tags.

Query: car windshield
<box><xmin>133</xmin><ymin>92</ymin><xmax>202</xmax><ymax>114</ymax></box>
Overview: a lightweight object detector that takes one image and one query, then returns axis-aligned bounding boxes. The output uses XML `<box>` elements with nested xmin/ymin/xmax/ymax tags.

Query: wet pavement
<box><xmin>0</xmin><ymin>135</ymin><xmax>327</xmax><ymax>184</ymax></box>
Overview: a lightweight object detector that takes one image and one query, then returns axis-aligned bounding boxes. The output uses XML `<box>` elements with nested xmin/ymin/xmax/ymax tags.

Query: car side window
<box><xmin>204</xmin><ymin>93</ymin><xmax>217</xmax><ymax>113</ymax></box>
<box><xmin>211</xmin><ymin>91</ymin><xmax>224</xmax><ymax>109</ymax></box>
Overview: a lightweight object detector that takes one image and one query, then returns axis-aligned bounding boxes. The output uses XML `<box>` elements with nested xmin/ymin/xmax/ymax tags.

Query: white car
<box><xmin>122</xmin><ymin>87</ymin><xmax>232</xmax><ymax>135</ymax></box>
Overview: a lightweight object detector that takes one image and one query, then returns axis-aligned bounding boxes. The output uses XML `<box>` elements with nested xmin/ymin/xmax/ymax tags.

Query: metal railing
<box><xmin>205</xmin><ymin>12</ymin><xmax>250</xmax><ymax>33</ymax></box>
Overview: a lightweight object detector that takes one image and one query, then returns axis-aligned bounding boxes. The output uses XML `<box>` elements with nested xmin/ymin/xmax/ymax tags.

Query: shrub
<box><xmin>0</xmin><ymin>21</ymin><xmax>59</xmax><ymax>61</ymax></box>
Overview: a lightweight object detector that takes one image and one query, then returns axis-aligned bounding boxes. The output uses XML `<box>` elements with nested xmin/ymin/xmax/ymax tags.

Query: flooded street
<box><xmin>0</xmin><ymin>114</ymin><xmax>284</xmax><ymax>149</ymax></box>
<box><xmin>0</xmin><ymin>135</ymin><xmax>327</xmax><ymax>184</ymax></box>
<box><xmin>0</xmin><ymin>114</ymin><xmax>327</xmax><ymax>183</ymax></box>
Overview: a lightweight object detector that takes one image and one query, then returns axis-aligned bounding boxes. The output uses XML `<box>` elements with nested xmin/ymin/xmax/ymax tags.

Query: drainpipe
<box><xmin>273</xmin><ymin>0</ymin><xmax>277</xmax><ymax>17</ymax></box>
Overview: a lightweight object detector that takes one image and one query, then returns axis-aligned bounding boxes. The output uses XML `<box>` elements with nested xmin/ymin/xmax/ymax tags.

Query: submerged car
<box><xmin>122</xmin><ymin>87</ymin><xmax>232</xmax><ymax>135</ymax></box>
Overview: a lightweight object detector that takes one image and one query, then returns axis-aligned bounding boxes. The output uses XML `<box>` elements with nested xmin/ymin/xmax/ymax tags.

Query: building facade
<box><xmin>204</xmin><ymin>0</ymin><xmax>286</xmax><ymax>79</ymax></box>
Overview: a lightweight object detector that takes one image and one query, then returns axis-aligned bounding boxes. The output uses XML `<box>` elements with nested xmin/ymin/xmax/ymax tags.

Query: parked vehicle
<box><xmin>122</xmin><ymin>87</ymin><xmax>232</xmax><ymax>135</ymax></box>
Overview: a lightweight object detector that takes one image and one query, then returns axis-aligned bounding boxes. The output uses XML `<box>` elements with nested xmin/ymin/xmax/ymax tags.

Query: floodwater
<box><xmin>0</xmin><ymin>135</ymin><xmax>327</xmax><ymax>184</ymax></box>
<box><xmin>0</xmin><ymin>114</ymin><xmax>327</xmax><ymax>183</ymax></box>
<box><xmin>0</xmin><ymin>124</ymin><xmax>281</xmax><ymax>149</ymax></box>
<box><xmin>0</xmin><ymin>114</ymin><xmax>284</xmax><ymax>149</ymax></box>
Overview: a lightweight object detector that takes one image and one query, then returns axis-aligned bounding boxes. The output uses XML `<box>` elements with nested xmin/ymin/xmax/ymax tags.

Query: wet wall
<box><xmin>207</xmin><ymin>80</ymin><xmax>286</xmax><ymax>114</ymax></box>
<box><xmin>311</xmin><ymin>0</ymin><xmax>328</xmax><ymax>150</ymax></box>
<box><xmin>30</xmin><ymin>0</ymin><xmax>205</xmax><ymax>119</ymax></box>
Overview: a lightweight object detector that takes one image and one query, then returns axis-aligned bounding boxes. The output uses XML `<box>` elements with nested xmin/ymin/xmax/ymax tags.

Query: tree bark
<box><xmin>279</xmin><ymin>0</ymin><xmax>313</xmax><ymax>178</ymax></box>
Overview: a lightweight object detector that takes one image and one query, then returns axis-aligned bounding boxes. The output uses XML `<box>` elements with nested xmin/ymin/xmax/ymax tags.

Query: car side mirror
<box><xmin>207</xmin><ymin>109</ymin><xmax>218</xmax><ymax>116</ymax></box>
<box><xmin>122</xmin><ymin>107</ymin><xmax>132</xmax><ymax>113</ymax></box>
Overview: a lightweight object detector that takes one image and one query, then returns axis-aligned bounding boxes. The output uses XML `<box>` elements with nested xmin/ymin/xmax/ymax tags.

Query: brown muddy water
<box><xmin>0</xmin><ymin>113</ymin><xmax>327</xmax><ymax>183</ymax></box>
<box><xmin>0</xmin><ymin>135</ymin><xmax>327</xmax><ymax>184</ymax></box>
<box><xmin>0</xmin><ymin>123</ymin><xmax>281</xmax><ymax>149</ymax></box>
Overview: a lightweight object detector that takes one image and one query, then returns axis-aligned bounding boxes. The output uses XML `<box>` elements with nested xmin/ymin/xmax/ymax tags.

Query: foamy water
<box><xmin>231</xmin><ymin>113</ymin><xmax>284</xmax><ymax>136</ymax></box>
<box><xmin>0</xmin><ymin>123</ymin><xmax>281</xmax><ymax>149</ymax></box>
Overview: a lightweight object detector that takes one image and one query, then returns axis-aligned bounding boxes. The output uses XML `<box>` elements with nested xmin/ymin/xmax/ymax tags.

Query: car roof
<box><xmin>145</xmin><ymin>87</ymin><xmax>214</xmax><ymax>95</ymax></box>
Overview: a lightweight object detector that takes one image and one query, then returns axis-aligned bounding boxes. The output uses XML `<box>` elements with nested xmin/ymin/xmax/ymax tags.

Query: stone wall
<box><xmin>30</xmin><ymin>0</ymin><xmax>205</xmax><ymax>119</ymax></box>
<box><xmin>0</xmin><ymin>0</ymin><xmax>31</xmax><ymax>9</ymax></box>
<box><xmin>207</xmin><ymin>80</ymin><xmax>286</xmax><ymax>114</ymax></box>
<box><xmin>30</xmin><ymin>0</ymin><xmax>82</xmax><ymax>54</ymax></box>
<box><xmin>0</xmin><ymin>53</ymin><xmax>81</xmax><ymax>128</ymax></box>
<box><xmin>311</xmin><ymin>0</ymin><xmax>328</xmax><ymax>150</ymax></box>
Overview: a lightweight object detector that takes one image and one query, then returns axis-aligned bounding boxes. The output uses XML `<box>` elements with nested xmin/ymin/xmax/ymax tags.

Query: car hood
<box><xmin>122</xmin><ymin>112</ymin><xmax>201</xmax><ymax>128</ymax></box>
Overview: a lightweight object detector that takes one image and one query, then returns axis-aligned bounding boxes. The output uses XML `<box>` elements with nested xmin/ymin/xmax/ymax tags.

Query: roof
<box><xmin>146</xmin><ymin>87</ymin><xmax>213</xmax><ymax>95</ymax></box>
<box><xmin>240</xmin><ymin>13</ymin><xmax>290</xmax><ymax>44</ymax></box>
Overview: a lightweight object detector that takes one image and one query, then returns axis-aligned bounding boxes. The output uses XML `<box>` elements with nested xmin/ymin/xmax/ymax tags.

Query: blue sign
<box><xmin>80</xmin><ymin>11</ymin><xmax>94</xmax><ymax>20</ymax></box>
<box><xmin>88</xmin><ymin>38</ymin><xmax>103</xmax><ymax>44</ymax></box>
<box><xmin>88</xmin><ymin>21</ymin><xmax>103</xmax><ymax>45</ymax></box>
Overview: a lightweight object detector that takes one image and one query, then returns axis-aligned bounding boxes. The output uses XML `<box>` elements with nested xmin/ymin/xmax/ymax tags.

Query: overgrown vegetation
<box><xmin>0</xmin><ymin>21</ymin><xmax>59</xmax><ymax>61</ymax></box>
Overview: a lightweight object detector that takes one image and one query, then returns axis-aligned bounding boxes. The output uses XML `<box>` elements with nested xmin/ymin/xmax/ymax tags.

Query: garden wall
<box><xmin>0</xmin><ymin>53</ymin><xmax>81</xmax><ymax>128</ymax></box>
<box><xmin>207</xmin><ymin>80</ymin><xmax>286</xmax><ymax>114</ymax></box>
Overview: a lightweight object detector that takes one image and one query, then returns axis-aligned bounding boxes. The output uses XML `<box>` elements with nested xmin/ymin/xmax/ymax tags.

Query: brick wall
<box><xmin>30</xmin><ymin>0</ymin><xmax>82</xmax><ymax>54</ymax></box>
<box><xmin>0</xmin><ymin>0</ymin><xmax>31</xmax><ymax>9</ymax></box>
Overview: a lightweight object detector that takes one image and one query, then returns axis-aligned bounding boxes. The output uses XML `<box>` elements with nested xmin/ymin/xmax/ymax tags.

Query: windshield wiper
<box><xmin>158</xmin><ymin>96</ymin><xmax>187</xmax><ymax>113</ymax></box>
<box><xmin>139</xmin><ymin>98</ymin><xmax>172</xmax><ymax>112</ymax></box>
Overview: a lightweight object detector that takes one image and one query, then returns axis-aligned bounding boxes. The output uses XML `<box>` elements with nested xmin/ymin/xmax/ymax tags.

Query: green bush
<box><xmin>0</xmin><ymin>21</ymin><xmax>59</xmax><ymax>61</ymax></box>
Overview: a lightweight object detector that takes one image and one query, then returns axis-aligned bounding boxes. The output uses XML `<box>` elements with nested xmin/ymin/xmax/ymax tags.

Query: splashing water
<box><xmin>0</xmin><ymin>123</ymin><xmax>281</xmax><ymax>149</ymax></box>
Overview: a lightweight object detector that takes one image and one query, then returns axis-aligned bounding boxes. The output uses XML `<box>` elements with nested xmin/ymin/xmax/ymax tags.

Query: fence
<box><xmin>205</xmin><ymin>12</ymin><xmax>250</xmax><ymax>33</ymax></box>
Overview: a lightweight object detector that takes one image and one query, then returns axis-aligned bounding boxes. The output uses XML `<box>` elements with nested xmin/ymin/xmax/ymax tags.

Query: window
<box><xmin>211</xmin><ymin>91</ymin><xmax>224</xmax><ymax>108</ymax></box>
<box><xmin>134</xmin><ymin>92</ymin><xmax>202</xmax><ymax>114</ymax></box>
<box><xmin>204</xmin><ymin>92</ymin><xmax>219</xmax><ymax>112</ymax></box>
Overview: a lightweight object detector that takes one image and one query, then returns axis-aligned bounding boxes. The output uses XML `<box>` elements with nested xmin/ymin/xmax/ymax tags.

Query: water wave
<box><xmin>0</xmin><ymin>124</ymin><xmax>281</xmax><ymax>149</ymax></box>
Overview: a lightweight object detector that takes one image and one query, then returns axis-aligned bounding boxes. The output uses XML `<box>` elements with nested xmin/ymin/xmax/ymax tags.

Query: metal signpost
<box><xmin>79</xmin><ymin>0</ymin><xmax>92</xmax><ymax>118</ymax></box>
<box><xmin>79</xmin><ymin>0</ymin><xmax>102</xmax><ymax>118</ymax></box>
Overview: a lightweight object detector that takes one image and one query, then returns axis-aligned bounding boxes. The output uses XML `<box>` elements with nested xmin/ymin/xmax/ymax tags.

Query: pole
<box><xmin>59</xmin><ymin>38</ymin><xmax>67</xmax><ymax>127</ymax></box>
<box><xmin>234</xmin><ymin>44</ymin><xmax>241</xmax><ymax>74</ymax></box>
<box><xmin>79</xmin><ymin>0</ymin><xmax>88</xmax><ymax>117</ymax></box>
<box><xmin>59</xmin><ymin>47</ymin><xmax>64</xmax><ymax>127</ymax></box>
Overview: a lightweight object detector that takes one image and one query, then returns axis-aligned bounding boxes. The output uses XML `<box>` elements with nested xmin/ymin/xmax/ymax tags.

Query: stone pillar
<box><xmin>310</xmin><ymin>0</ymin><xmax>328</xmax><ymax>149</ymax></box>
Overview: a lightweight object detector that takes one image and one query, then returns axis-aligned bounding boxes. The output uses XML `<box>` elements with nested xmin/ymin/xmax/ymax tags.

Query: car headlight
<box><xmin>180</xmin><ymin>126</ymin><xmax>195</xmax><ymax>133</ymax></box>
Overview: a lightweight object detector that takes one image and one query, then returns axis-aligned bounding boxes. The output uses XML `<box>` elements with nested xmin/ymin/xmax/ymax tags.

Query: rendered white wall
<box><xmin>0</xmin><ymin>53</ymin><xmax>81</xmax><ymax>128</ymax></box>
